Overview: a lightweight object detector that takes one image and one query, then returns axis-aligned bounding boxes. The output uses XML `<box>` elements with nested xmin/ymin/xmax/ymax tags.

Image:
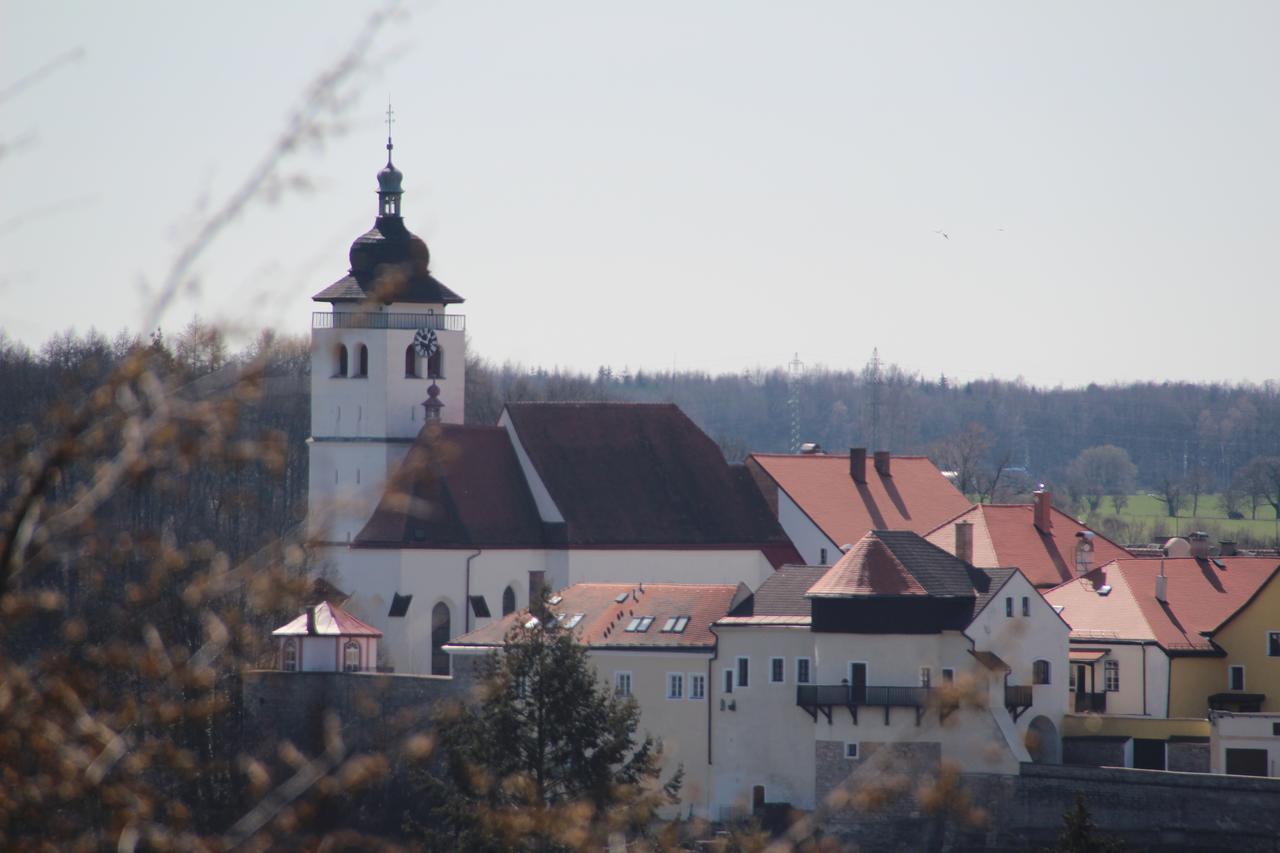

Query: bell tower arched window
<box><xmin>502</xmin><ymin>586</ymin><xmax>517</xmax><ymax>616</ymax></box>
<box><xmin>427</xmin><ymin>346</ymin><xmax>443</xmax><ymax>379</ymax></box>
<box><xmin>335</xmin><ymin>345</ymin><xmax>348</xmax><ymax>377</ymax></box>
<box><xmin>431</xmin><ymin>602</ymin><xmax>451</xmax><ymax>676</ymax></box>
<box><xmin>355</xmin><ymin>344</ymin><xmax>369</xmax><ymax>377</ymax></box>
<box><xmin>404</xmin><ymin>345</ymin><xmax>418</xmax><ymax>377</ymax></box>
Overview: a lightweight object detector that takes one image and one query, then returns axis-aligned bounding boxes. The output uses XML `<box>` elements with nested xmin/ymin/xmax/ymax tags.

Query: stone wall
<box><xmin>1062</xmin><ymin>735</ymin><xmax>1129</xmax><ymax>767</ymax></box>
<box><xmin>1167</xmin><ymin>740</ymin><xmax>1210</xmax><ymax>773</ymax></box>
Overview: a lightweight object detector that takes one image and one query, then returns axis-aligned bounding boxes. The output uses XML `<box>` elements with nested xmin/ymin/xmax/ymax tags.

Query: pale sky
<box><xmin>2</xmin><ymin>1</ymin><xmax>1278</xmax><ymax>386</ymax></box>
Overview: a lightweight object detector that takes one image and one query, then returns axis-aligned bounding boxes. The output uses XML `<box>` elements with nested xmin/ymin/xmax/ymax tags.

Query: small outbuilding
<box><xmin>272</xmin><ymin>601</ymin><xmax>381</xmax><ymax>673</ymax></box>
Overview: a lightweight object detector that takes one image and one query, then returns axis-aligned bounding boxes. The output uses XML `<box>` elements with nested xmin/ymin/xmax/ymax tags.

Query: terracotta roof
<box><xmin>447</xmin><ymin>583</ymin><xmax>746</xmax><ymax>650</ymax></box>
<box><xmin>807</xmin><ymin>536</ymin><xmax>928</xmax><ymax>598</ymax></box>
<box><xmin>925</xmin><ymin>503</ymin><xmax>1132</xmax><ymax>588</ymax></box>
<box><xmin>355</xmin><ymin>424</ymin><xmax>545</xmax><ymax>548</ymax></box>
<box><xmin>748</xmin><ymin>452</ymin><xmax>972</xmax><ymax>546</ymax></box>
<box><xmin>504</xmin><ymin>403</ymin><xmax>798</xmax><ymax>552</ymax></box>
<box><xmin>273</xmin><ymin>601</ymin><xmax>382</xmax><ymax>637</ymax></box>
<box><xmin>1044</xmin><ymin>557</ymin><xmax>1280</xmax><ymax>652</ymax></box>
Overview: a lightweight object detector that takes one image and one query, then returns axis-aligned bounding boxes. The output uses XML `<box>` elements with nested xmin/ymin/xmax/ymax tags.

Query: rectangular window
<box><xmin>1021</xmin><ymin>596</ymin><xmax>1030</xmax><ymax>617</ymax></box>
<box><xmin>723</xmin><ymin>668</ymin><xmax>734</xmax><ymax>695</ymax></box>
<box><xmin>614</xmin><ymin>671</ymin><xmax>632</xmax><ymax>698</ymax></box>
<box><xmin>667</xmin><ymin>673</ymin><xmax>684</xmax><ymax>700</ymax></box>
<box><xmin>737</xmin><ymin>656</ymin><xmax>750</xmax><ymax>688</ymax></box>
<box><xmin>1230</xmin><ymin>665</ymin><xmax>1246</xmax><ymax>691</ymax></box>
<box><xmin>919</xmin><ymin>667</ymin><xmax>932</xmax><ymax>688</ymax></box>
<box><xmin>941</xmin><ymin>668</ymin><xmax>955</xmax><ymax>683</ymax></box>
<box><xmin>796</xmin><ymin>658</ymin><xmax>812</xmax><ymax>684</ymax></box>
<box><xmin>770</xmin><ymin>657</ymin><xmax>785</xmax><ymax>683</ymax></box>
<box><xmin>660</xmin><ymin>616</ymin><xmax>690</xmax><ymax>633</ymax></box>
<box><xmin>1269</xmin><ymin>632</ymin><xmax>1280</xmax><ymax>657</ymax></box>
<box><xmin>820</xmin><ymin>547</ymin><xmax>828</xmax><ymax>565</ymax></box>
<box><xmin>625</xmin><ymin>616</ymin><xmax>654</xmax><ymax>633</ymax></box>
<box><xmin>845</xmin><ymin>742</ymin><xmax>859</xmax><ymax>759</ymax></box>
<box><xmin>1005</xmin><ymin>597</ymin><xmax>1014</xmax><ymax>618</ymax></box>
<box><xmin>689</xmin><ymin>673</ymin><xmax>706</xmax><ymax>700</ymax></box>
<box><xmin>1104</xmin><ymin>660</ymin><xmax>1119</xmax><ymax>692</ymax></box>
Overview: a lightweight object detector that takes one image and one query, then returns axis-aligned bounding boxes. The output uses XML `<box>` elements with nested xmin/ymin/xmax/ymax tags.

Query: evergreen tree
<box><xmin>1041</xmin><ymin>794</ymin><xmax>1127</xmax><ymax>853</ymax></box>
<box><xmin>412</xmin><ymin>607</ymin><xmax>680</xmax><ymax>850</ymax></box>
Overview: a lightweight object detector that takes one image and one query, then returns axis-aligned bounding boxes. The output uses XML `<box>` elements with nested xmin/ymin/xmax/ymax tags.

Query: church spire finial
<box><xmin>377</xmin><ymin>100</ymin><xmax>404</xmax><ymax>218</ymax></box>
<box><xmin>385</xmin><ymin>98</ymin><xmax>396</xmax><ymax>166</ymax></box>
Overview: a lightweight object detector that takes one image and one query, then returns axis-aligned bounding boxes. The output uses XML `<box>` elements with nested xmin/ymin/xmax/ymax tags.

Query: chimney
<box><xmin>528</xmin><ymin>570</ymin><xmax>547</xmax><ymax>616</ymax></box>
<box><xmin>1155</xmin><ymin>560</ymin><xmax>1168</xmax><ymax>604</ymax></box>
<box><xmin>1189</xmin><ymin>531</ymin><xmax>1210</xmax><ymax>560</ymax></box>
<box><xmin>1033</xmin><ymin>489</ymin><xmax>1053</xmax><ymax>533</ymax></box>
<box><xmin>1220</xmin><ymin>540</ymin><xmax>1237</xmax><ymax>557</ymax></box>
<box><xmin>305</xmin><ymin>605</ymin><xmax>317</xmax><ymax>635</ymax></box>
<box><xmin>873</xmin><ymin>450</ymin><xmax>891</xmax><ymax>477</ymax></box>
<box><xmin>1074</xmin><ymin>531</ymin><xmax>1095</xmax><ymax>576</ymax></box>
<box><xmin>954</xmin><ymin>520</ymin><xmax>973</xmax><ymax>564</ymax></box>
<box><xmin>849</xmin><ymin>448</ymin><xmax>867</xmax><ymax>484</ymax></box>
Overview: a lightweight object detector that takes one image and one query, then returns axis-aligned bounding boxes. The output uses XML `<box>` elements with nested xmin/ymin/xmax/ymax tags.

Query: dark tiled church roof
<box><xmin>313</xmin><ymin>216</ymin><xmax>464</xmax><ymax>305</ymax></box>
<box><xmin>503</xmin><ymin>402</ymin><xmax>796</xmax><ymax>550</ymax></box>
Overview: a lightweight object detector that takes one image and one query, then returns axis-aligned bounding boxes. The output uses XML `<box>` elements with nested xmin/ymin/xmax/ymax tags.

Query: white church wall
<box><xmin>306</xmin><ymin>440</ymin><xmax>410</xmax><ymax>543</ymax></box>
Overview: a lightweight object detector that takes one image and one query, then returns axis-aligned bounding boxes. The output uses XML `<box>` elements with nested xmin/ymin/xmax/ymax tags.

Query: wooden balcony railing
<box><xmin>797</xmin><ymin>683</ymin><xmax>935</xmax><ymax>725</ymax></box>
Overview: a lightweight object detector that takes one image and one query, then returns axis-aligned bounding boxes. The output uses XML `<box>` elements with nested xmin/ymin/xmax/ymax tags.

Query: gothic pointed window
<box><xmin>336</xmin><ymin>345</ymin><xmax>348</xmax><ymax>377</ymax></box>
<box><xmin>502</xmin><ymin>585</ymin><xmax>517</xmax><ymax>616</ymax></box>
<box><xmin>356</xmin><ymin>344</ymin><xmax>369</xmax><ymax>377</ymax></box>
<box><xmin>431</xmin><ymin>602</ymin><xmax>451</xmax><ymax>676</ymax></box>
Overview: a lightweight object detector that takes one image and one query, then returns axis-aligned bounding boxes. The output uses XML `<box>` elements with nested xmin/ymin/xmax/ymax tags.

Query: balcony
<box><xmin>1073</xmin><ymin>691</ymin><xmax>1107</xmax><ymax>713</ymax></box>
<box><xmin>312</xmin><ymin>312</ymin><xmax>466</xmax><ymax>332</ymax></box>
<box><xmin>797</xmin><ymin>683</ymin><xmax>940</xmax><ymax>725</ymax></box>
<box><xmin>1005</xmin><ymin>684</ymin><xmax>1033</xmax><ymax>722</ymax></box>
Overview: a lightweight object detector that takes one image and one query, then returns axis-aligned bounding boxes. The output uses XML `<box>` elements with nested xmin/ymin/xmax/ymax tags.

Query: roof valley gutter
<box><xmin>464</xmin><ymin>549</ymin><xmax>482</xmax><ymax>633</ymax></box>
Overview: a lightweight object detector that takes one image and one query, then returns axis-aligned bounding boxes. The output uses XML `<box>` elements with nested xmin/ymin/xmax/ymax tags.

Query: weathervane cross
<box><xmin>385</xmin><ymin>99</ymin><xmax>395</xmax><ymax>140</ymax></box>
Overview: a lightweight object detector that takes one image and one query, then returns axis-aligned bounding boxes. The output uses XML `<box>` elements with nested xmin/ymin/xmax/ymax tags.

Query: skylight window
<box><xmin>548</xmin><ymin>595</ymin><xmax>563</xmax><ymax>605</ymax></box>
<box><xmin>614</xmin><ymin>592</ymin><xmax>629</xmax><ymax>604</ymax></box>
<box><xmin>660</xmin><ymin>616</ymin><xmax>690</xmax><ymax>633</ymax></box>
<box><xmin>625</xmin><ymin>616</ymin><xmax>654</xmax><ymax>633</ymax></box>
<box><xmin>560</xmin><ymin>613</ymin><xmax>584</xmax><ymax>629</ymax></box>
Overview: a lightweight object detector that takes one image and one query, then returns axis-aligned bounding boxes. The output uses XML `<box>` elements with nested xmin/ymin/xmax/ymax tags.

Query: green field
<box><xmin>1078</xmin><ymin>494</ymin><xmax>1280</xmax><ymax>548</ymax></box>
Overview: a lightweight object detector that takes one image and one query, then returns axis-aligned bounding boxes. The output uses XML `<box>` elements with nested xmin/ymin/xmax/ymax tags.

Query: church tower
<box><xmin>307</xmin><ymin>116</ymin><xmax>466</xmax><ymax>543</ymax></box>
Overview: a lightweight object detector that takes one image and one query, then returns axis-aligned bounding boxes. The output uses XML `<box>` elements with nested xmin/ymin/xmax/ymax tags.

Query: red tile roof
<box><xmin>748</xmin><ymin>453</ymin><xmax>971</xmax><ymax>547</ymax></box>
<box><xmin>446</xmin><ymin>582</ymin><xmax>748</xmax><ymax>651</ymax></box>
<box><xmin>1044</xmin><ymin>557</ymin><xmax>1280</xmax><ymax>652</ymax></box>
<box><xmin>806</xmin><ymin>535</ymin><xmax>928</xmax><ymax>598</ymax></box>
<box><xmin>272</xmin><ymin>601</ymin><xmax>382</xmax><ymax>637</ymax></box>
<box><xmin>925</xmin><ymin>503</ymin><xmax>1132</xmax><ymax>588</ymax></box>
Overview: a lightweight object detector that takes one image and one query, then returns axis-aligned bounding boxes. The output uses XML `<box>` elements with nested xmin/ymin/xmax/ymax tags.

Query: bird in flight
<box><xmin>933</xmin><ymin>229</ymin><xmax>949</xmax><ymax>240</ymax></box>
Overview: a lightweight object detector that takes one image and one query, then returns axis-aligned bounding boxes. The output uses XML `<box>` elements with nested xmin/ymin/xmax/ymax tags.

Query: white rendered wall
<box><xmin>1210</xmin><ymin>712</ymin><xmax>1280</xmax><ymax>776</ymax></box>
<box><xmin>776</xmin><ymin>491</ymin><xmax>839</xmax><ymax>566</ymax></box>
<box><xmin>1066</xmin><ymin>643</ymin><xmax>1152</xmax><ymax>717</ymax></box>
<box><xmin>306</xmin><ymin>439</ymin><xmax>410</xmax><ymax>543</ymax></box>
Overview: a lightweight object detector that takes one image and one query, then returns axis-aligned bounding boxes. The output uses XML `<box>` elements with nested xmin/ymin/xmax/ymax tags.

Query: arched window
<box><xmin>1033</xmin><ymin>659</ymin><xmax>1051</xmax><ymax>685</ymax></box>
<box><xmin>335</xmin><ymin>344</ymin><xmax>348</xmax><ymax>377</ymax></box>
<box><xmin>404</xmin><ymin>345</ymin><xmax>418</xmax><ymax>377</ymax></box>
<box><xmin>427</xmin><ymin>346</ymin><xmax>443</xmax><ymax>379</ymax></box>
<box><xmin>282</xmin><ymin>638</ymin><xmax>298</xmax><ymax>672</ymax></box>
<box><xmin>343</xmin><ymin>640</ymin><xmax>361</xmax><ymax>673</ymax></box>
<box><xmin>431</xmin><ymin>602</ymin><xmax>451</xmax><ymax>676</ymax></box>
<box><xmin>502</xmin><ymin>585</ymin><xmax>517</xmax><ymax>617</ymax></box>
<box><xmin>355</xmin><ymin>344</ymin><xmax>369</xmax><ymax>377</ymax></box>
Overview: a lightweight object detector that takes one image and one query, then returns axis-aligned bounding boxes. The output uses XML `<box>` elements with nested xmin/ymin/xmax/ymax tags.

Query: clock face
<box><xmin>413</xmin><ymin>327</ymin><xmax>439</xmax><ymax>358</ymax></box>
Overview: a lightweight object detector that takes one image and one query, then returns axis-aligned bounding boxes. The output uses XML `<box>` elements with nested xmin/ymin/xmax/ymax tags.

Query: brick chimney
<box><xmin>305</xmin><ymin>605</ymin><xmax>317</xmax><ymax>635</ymax></box>
<box><xmin>1189</xmin><ymin>531</ymin><xmax>1210</xmax><ymax>560</ymax></box>
<box><xmin>954</xmin><ymin>520</ymin><xmax>973</xmax><ymax>564</ymax></box>
<box><xmin>849</xmin><ymin>448</ymin><xmax>867</xmax><ymax>484</ymax></box>
<box><xmin>1074</xmin><ymin>531</ymin><xmax>1095</xmax><ymax>576</ymax></box>
<box><xmin>873</xmin><ymin>450</ymin><xmax>891</xmax><ymax>477</ymax></box>
<box><xmin>1155</xmin><ymin>560</ymin><xmax>1168</xmax><ymax>603</ymax></box>
<box><xmin>1033</xmin><ymin>489</ymin><xmax>1052</xmax><ymax>533</ymax></box>
<box><xmin>1220</xmin><ymin>540</ymin><xmax>1237</xmax><ymax>557</ymax></box>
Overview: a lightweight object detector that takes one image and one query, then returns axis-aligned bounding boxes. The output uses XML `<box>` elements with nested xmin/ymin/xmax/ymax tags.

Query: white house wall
<box><xmin>776</xmin><ymin>491</ymin><xmax>838</xmax><ymax>567</ymax></box>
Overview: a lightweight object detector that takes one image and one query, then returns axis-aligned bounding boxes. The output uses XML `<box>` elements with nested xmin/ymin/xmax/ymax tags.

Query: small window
<box><xmin>404</xmin><ymin>345</ymin><xmax>418</xmax><ymax>377</ymax></box>
<box><xmin>1230</xmin><ymin>665</ymin><xmax>1246</xmax><ymax>691</ymax></box>
<box><xmin>1033</xmin><ymin>659</ymin><xmax>1051</xmax><ymax>685</ymax></box>
<box><xmin>689</xmin><ymin>673</ymin><xmax>706</xmax><ymax>700</ymax></box>
<box><xmin>920</xmin><ymin>667</ymin><xmax>932</xmax><ymax>688</ymax></box>
<box><xmin>770</xmin><ymin>657</ymin><xmax>785</xmax><ymax>684</ymax></box>
<box><xmin>1269</xmin><ymin>632</ymin><xmax>1280</xmax><ymax>657</ymax></box>
<box><xmin>723</xmin><ymin>668</ymin><xmax>734</xmax><ymax>695</ymax></box>
<box><xmin>469</xmin><ymin>595</ymin><xmax>491</xmax><ymax>619</ymax></box>
<box><xmin>1104</xmin><ymin>659</ymin><xmax>1120</xmax><ymax>692</ymax></box>
<box><xmin>796</xmin><ymin>658</ymin><xmax>812</xmax><ymax>684</ymax></box>
<box><xmin>355</xmin><ymin>344</ymin><xmax>369</xmax><ymax>377</ymax></box>
<box><xmin>614</xmin><ymin>671</ymin><xmax>632</xmax><ymax>698</ymax></box>
<box><xmin>427</xmin><ymin>346</ymin><xmax>444</xmax><ymax>379</ymax></box>
<box><xmin>559</xmin><ymin>612</ymin><xmax>584</xmax><ymax>629</ymax></box>
<box><xmin>502</xmin><ymin>586</ymin><xmax>517</xmax><ymax>616</ymax></box>
<box><xmin>388</xmin><ymin>593</ymin><xmax>413</xmax><ymax>618</ymax></box>
<box><xmin>820</xmin><ymin>547</ymin><xmax>828</xmax><ymax>565</ymax></box>
<box><xmin>737</xmin><ymin>657</ymin><xmax>750</xmax><ymax>688</ymax></box>
<box><xmin>1272</xmin><ymin>722</ymin><xmax>1280</xmax><ymax>736</ymax></box>
<box><xmin>615</xmin><ymin>592</ymin><xmax>630</xmax><ymax>604</ymax></box>
<box><xmin>335</xmin><ymin>344</ymin><xmax>348</xmax><ymax>377</ymax></box>
<box><xmin>343</xmin><ymin>640</ymin><xmax>361</xmax><ymax>673</ymax></box>
<box><xmin>845</xmin><ymin>742</ymin><xmax>859</xmax><ymax>759</ymax></box>
<box><xmin>941</xmin><ymin>668</ymin><xmax>955</xmax><ymax>683</ymax></box>
<box><xmin>282</xmin><ymin>638</ymin><xmax>298</xmax><ymax>672</ymax></box>
<box><xmin>1022</xmin><ymin>596</ymin><xmax>1030</xmax><ymax>617</ymax></box>
<box><xmin>667</xmin><ymin>673</ymin><xmax>684</xmax><ymax>700</ymax></box>
<box><xmin>625</xmin><ymin>616</ymin><xmax>654</xmax><ymax>632</ymax></box>
<box><xmin>548</xmin><ymin>595</ymin><xmax>563</xmax><ymax>605</ymax></box>
<box><xmin>1005</xmin><ymin>597</ymin><xmax>1014</xmax><ymax>618</ymax></box>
